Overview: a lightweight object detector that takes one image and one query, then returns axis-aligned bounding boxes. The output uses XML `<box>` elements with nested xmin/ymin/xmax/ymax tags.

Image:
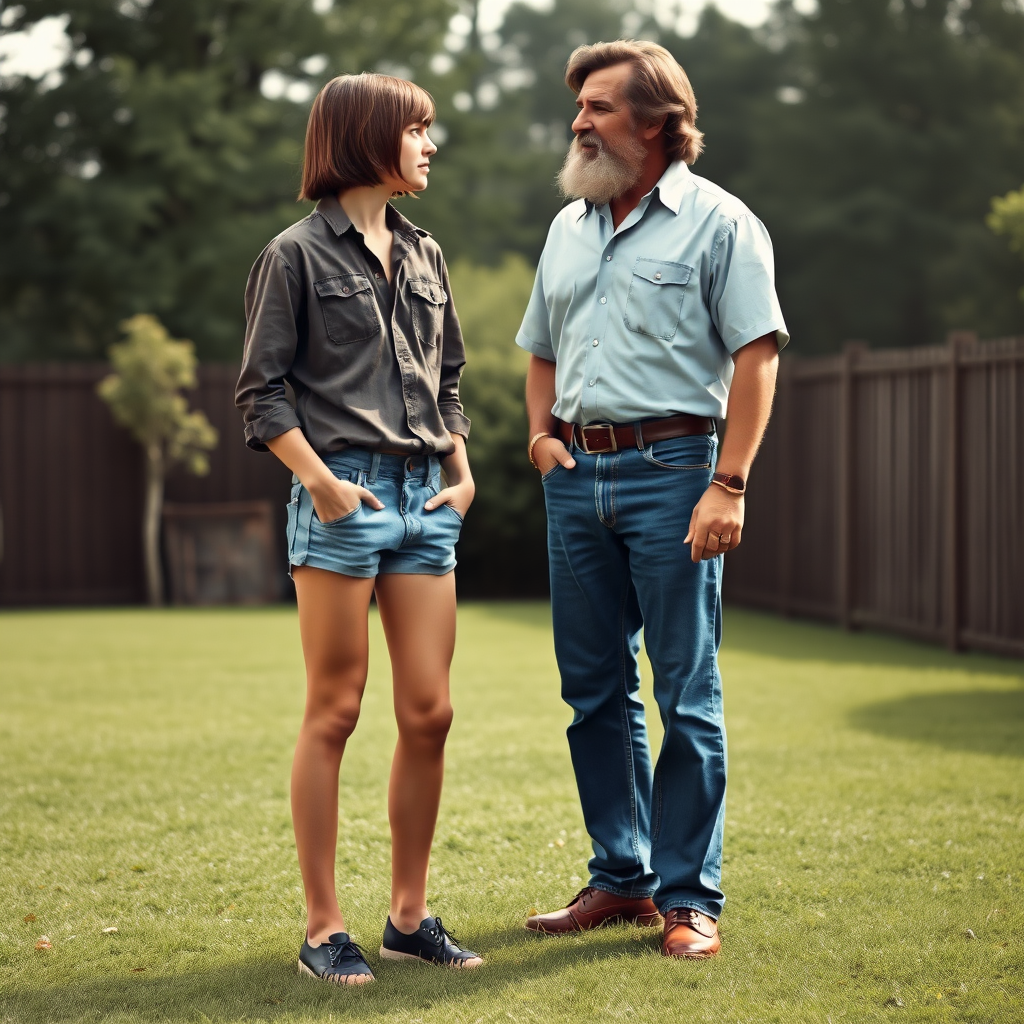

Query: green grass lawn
<box><xmin>0</xmin><ymin>604</ymin><xmax>1021</xmax><ymax>1024</ymax></box>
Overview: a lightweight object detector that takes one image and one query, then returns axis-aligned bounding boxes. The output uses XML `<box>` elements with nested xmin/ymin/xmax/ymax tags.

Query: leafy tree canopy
<box><xmin>0</xmin><ymin>0</ymin><xmax>453</xmax><ymax>360</ymax></box>
<box><xmin>2</xmin><ymin>0</ymin><xmax>1024</xmax><ymax>360</ymax></box>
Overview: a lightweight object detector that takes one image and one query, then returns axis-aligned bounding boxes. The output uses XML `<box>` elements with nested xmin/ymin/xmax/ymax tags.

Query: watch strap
<box><xmin>712</xmin><ymin>471</ymin><xmax>745</xmax><ymax>494</ymax></box>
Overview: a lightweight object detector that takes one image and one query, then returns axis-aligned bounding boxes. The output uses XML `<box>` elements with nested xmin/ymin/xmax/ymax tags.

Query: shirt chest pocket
<box><xmin>408</xmin><ymin>278</ymin><xmax>447</xmax><ymax>347</ymax></box>
<box><xmin>622</xmin><ymin>259</ymin><xmax>693</xmax><ymax>341</ymax></box>
<box><xmin>314</xmin><ymin>274</ymin><xmax>381</xmax><ymax>345</ymax></box>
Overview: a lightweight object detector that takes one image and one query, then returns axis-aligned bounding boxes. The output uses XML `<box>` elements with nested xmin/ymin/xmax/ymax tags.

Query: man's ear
<box><xmin>641</xmin><ymin>119</ymin><xmax>666</xmax><ymax>142</ymax></box>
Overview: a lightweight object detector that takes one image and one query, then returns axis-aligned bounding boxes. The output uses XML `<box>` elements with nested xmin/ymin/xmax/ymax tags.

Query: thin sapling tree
<box><xmin>98</xmin><ymin>315</ymin><xmax>218</xmax><ymax>605</ymax></box>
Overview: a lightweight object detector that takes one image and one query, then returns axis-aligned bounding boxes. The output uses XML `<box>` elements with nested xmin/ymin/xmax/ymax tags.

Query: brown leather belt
<box><xmin>556</xmin><ymin>414</ymin><xmax>714</xmax><ymax>454</ymax></box>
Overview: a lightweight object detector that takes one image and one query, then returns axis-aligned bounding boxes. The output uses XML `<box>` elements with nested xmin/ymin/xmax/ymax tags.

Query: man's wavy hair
<box><xmin>565</xmin><ymin>40</ymin><xmax>704</xmax><ymax>165</ymax></box>
<box><xmin>299</xmin><ymin>73</ymin><xmax>435</xmax><ymax>201</ymax></box>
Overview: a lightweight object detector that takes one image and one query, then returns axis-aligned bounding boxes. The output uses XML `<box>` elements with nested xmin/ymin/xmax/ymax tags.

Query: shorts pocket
<box><xmin>623</xmin><ymin>259</ymin><xmax>692</xmax><ymax>341</ymax></box>
<box><xmin>641</xmin><ymin>434</ymin><xmax>715</xmax><ymax>470</ymax></box>
<box><xmin>436</xmin><ymin>502</ymin><xmax>464</xmax><ymax>524</ymax></box>
<box><xmin>315</xmin><ymin>274</ymin><xmax>380</xmax><ymax>344</ymax></box>
<box><xmin>408</xmin><ymin>278</ymin><xmax>447</xmax><ymax>347</ymax></box>
<box><xmin>315</xmin><ymin>503</ymin><xmax>360</xmax><ymax>527</ymax></box>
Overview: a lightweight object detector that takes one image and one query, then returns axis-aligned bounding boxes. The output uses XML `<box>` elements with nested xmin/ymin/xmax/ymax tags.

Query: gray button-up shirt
<box><xmin>516</xmin><ymin>161</ymin><xmax>788</xmax><ymax>424</ymax></box>
<box><xmin>237</xmin><ymin>198</ymin><xmax>470</xmax><ymax>456</ymax></box>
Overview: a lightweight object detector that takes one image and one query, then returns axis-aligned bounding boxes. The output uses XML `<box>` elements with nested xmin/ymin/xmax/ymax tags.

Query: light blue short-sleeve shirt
<box><xmin>516</xmin><ymin>160</ymin><xmax>789</xmax><ymax>424</ymax></box>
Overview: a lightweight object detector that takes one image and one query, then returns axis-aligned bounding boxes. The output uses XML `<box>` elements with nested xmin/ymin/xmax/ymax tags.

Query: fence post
<box><xmin>837</xmin><ymin>341</ymin><xmax>867</xmax><ymax>629</ymax></box>
<box><xmin>777</xmin><ymin>359</ymin><xmax>794</xmax><ymax>615</ymax></box>
<box><xmin>943</xmin><ymin>331</ymin><xmax>976</xmax><ymax>652</ymax></box>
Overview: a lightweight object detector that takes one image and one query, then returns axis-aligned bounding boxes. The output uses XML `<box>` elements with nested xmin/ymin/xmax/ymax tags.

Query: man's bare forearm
<box><xmin>716</xmin><ymin>334</ymin><xmax>780</xmax><ymax>479</ymax></box>
<box><xmin>526</xmin><ymin>355</ymin><xmax>559</xmax><ymax>438</ymax></box>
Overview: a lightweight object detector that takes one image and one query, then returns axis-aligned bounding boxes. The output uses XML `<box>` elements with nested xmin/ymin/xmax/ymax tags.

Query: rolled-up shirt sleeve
<box><xmin>236</xmin><ymin>244</ymin><xmax>304</xmax><ymax>452</ymax></box>
<box><xmin>437</xmin><ymin>261</ymin><xmax>471</xmax><ymax>439</ymax></box>
<box><xmin>708</xmin><ymin>214</ymin><xmax>790</xmax><ymax>354</ymax></box>
<box><xmin>515</xmin><ymin>246</ymin><xmax>556</xmax><ymax>361</ymax></box>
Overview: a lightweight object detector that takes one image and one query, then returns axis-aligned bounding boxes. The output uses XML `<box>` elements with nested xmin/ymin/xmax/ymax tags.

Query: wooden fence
<box><xmin>0</xmin><ymin>364</ymin><xmax>291</xmax><ymax>606</ymax></box>
<box><xmin>1</xmin><ymin>339</ymin><xmax>1022</xmax><ymax>658</ymax></box>
<box><xmin>724</xmin><ymin>333</ymin><xmax>1024</xmax><ymax>658</ymax></box>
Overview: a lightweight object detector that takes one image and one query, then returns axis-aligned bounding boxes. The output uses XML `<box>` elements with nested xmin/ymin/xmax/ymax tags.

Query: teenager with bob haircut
<box><xmin>236</xmin><ymin>72</ymin><xmax>482</xmax><ymax>984</ymax></box>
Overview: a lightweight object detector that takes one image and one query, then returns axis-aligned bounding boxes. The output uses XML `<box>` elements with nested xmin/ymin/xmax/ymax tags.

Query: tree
<box><xmin>447</xmin><ymin>254</ymin><xmax>546</xmax><ymax>593</ymax></box>
<box><xmin>97</xmin><ymin>314</ymin><xmax>217</xmax><ymax>605</ymax></box>
<box><xmin>989</xmin><ymin>185</ymin><xmax>1024</xmax><ymax>306</ymax></box>
<box><xmin>411</xmin><ymin>0</ymin><xmax>631</xmax><ymax>265</ymax></box>
<box><xmin>0</xmin><ymin>0</ymin><xmax>454</xmax><ymax>361</ymax></box>
<box><xmin>740</xmin><ymin>0</ymin><xmax>1024</xmax><ymax>351</ymax></box>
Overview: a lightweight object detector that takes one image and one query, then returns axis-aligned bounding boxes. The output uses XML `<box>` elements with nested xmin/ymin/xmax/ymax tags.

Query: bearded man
<box><xmin>517</xmin><ymin>40</ymin><xmax>788</xmax><ymax>959</ymax></box>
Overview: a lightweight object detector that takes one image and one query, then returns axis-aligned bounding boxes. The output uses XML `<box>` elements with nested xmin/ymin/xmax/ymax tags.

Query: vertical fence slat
<box><xmin>723</xmin><ymin>334</ymin><xmax>1024</xmax><ymax>657</ymax></box>
<box><xmin>837</xmin><ymin>342</ymin><xmax>862</xmax><ymax>630</ymax></box>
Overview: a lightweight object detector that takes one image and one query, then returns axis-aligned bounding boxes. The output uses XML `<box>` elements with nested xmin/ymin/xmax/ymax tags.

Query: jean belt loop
<box><xmin>633</xmin><ymin>422</ymin><xmax>645</xmax><ymax>452</ymax></box>
<box><xmin>368</xmin><ymin>452</ymin><xmax>381</xmax><ymax>483</ymax></box>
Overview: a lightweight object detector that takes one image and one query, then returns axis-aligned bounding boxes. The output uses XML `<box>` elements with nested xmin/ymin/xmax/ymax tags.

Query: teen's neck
<box><xmin>338</xmin><ymin>185</ymin><xmax>394</xmax><ymax>238</ymax></box>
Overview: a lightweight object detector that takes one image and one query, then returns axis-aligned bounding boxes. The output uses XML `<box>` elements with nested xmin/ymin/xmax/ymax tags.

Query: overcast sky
<box><xmin>0</xmin><ymin>1</ymin><xmax>802</xmax><ymax>79</ymax></box>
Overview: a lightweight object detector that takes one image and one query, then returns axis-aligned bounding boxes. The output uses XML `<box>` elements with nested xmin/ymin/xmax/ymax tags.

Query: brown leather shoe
<box><xmin>525</xmin><ymin>886</ymin><xmax>661</xmax><ymax>934</ymax></box>
<box><xmin>662</xmin><ymin>908</ymin><xmax>721</xmax><ymax>958</ymax></box>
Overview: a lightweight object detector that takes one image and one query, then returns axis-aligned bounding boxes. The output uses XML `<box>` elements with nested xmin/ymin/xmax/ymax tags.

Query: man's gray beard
<box><xmin>557</xmin><ymin>132</ymin><xmax>647</xmax><ymax>206</ymax></box>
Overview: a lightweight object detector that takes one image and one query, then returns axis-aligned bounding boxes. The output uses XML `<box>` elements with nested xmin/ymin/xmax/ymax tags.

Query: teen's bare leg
<box><xmin>374</xmin><ymin>571</ymin><xmax>482</xmax><ymax>967</ymax></box>
<box><xmin>291</xmin><ymin>565</ymin><xmax>376</xmax><ymax>981</ymax></box>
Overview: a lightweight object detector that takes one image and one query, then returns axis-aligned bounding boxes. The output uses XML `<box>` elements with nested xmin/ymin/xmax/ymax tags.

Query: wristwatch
<box><xmin>711</xmin><ymin>472</ymin><xmax>745</xmax><ymax>495</ymax></box>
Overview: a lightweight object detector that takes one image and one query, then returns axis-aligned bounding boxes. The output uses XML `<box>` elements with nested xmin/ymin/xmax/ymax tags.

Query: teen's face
<box><xmin>396</xmin><ymin>122</ymin><xmax>437</xmax><ymax>192</ymax></box>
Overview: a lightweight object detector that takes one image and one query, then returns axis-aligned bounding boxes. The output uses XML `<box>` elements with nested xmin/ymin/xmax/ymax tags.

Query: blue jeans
<box><xmin>542</xmin><ymin>432</ymin><xmax>726</xmax><ymax>920</ymax></box>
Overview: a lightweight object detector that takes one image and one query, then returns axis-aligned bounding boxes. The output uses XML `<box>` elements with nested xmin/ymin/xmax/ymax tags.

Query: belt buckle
<box><xmin>577</xmin><ymin>423</ymin><xmax>617</xmax><ymax>454</ymax></box>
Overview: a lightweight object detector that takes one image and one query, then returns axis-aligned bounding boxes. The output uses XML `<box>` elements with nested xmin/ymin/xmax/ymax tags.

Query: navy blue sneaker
<box><xmin>379</xmin><ymin>916</ymin><xmax>482</xmax><ymax>967</ymax></box>
<box><xmin>298</xmin><ymin>931</ymin><xmax>374</xmax><ymax>984</ymax></box>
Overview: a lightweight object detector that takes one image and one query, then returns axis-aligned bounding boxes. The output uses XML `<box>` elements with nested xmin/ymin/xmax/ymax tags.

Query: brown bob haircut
<box><xmin>565</xmin><ymin>40</ymin><xmax>704</xmax><ymax>165</ymax></box>
<box><xmin>299</xmin><ymin>73</ymin><xmax>435</xmax><ymax>201</ymax></box>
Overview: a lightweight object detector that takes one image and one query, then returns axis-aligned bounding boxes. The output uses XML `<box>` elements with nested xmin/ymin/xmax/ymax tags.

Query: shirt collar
<box><xmin>652</xmin><ymin>160</ymin><xmax>694</xmax><ymax>214</ymax></box>
<box><xmin>576</xmin><ymin>160</ymin><xmax>694</xmax><ymax>222</ymax></box>
<box><xmin>315</xmin><ymin>195</ymin><xmax>429</xmax><ymax>243</ymax></box>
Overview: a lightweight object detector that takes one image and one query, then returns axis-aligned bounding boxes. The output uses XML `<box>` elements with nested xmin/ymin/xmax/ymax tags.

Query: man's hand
<box><xmin>685</xmin><ymin>485</ymin><xmax>744</xmax><ymax>562</ymax></box>
<box><xmin>532</xmin><ymin>436</ymin><xmax>577</xmax><ymax>475</ymax></box>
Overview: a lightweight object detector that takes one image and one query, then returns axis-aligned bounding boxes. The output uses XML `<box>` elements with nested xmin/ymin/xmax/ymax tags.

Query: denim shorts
<box><xmin>285</xmin><ymin>449</ymin><xmax>462</xmax><ymax>579</ymax></box>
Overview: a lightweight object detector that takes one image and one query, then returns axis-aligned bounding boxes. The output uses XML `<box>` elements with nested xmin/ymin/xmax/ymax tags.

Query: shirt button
<box><xmin>592</xmin><ymin>339</ymin><xmax>599</xmax><ymax>347</ymax></box>
<box><xmin>599</xmin><ymin>296</ymin><xmax>607</xmax><ymax>304</ymax></box>
<box><xmin>605</xmin><ymin>255</ymin><xmax>612</xmax><ymax>261</ymax></box>
<box><xmin>588</xmin><ymin>379</ymin><xmax>596</xmax><ymax>387</ymax></box>
<box><xmin>375</xmin><ymin>272</ymin><xmax>382</xmax><ymax>280</ymax></box>
<box><xmin>654</xmin><ymin>272</ymin><xmax>662</xmax><ymax>280</ymax></box>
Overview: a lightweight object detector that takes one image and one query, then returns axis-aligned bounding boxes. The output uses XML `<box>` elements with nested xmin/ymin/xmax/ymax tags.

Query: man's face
<box><xmin>558</xmin><ymin>63</ymin><xmax>649</xmax><ymax>206</ymax></box>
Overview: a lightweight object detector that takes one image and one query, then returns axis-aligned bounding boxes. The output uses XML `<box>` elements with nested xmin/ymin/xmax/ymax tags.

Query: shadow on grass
<box><xmin>720</xmin><ymin>608</ymin><xmax>1024</xmax><ymax>678</ymax></box>
<box><xmin>849</xmin><ymin>688</ymin><xmax>1024</xmax><ymax>757</ymax></box>
<box><xmin>0</xmin><ymin>925</ymin><xmax>670</xmax><ymax>1024</ymax></box>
